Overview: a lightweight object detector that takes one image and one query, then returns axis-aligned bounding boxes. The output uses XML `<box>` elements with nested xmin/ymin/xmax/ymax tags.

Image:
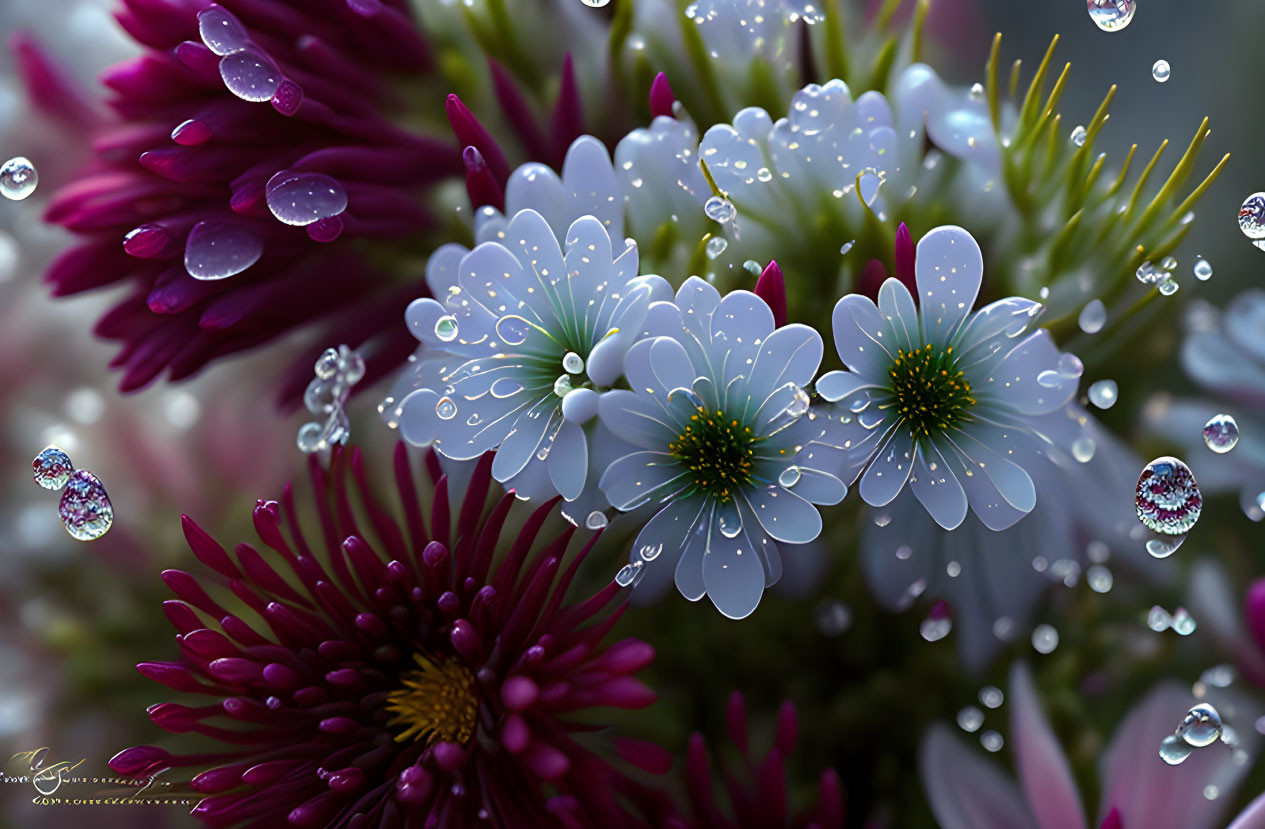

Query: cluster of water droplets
<box><xmin>198</xmin><ymin>5</ymin><xmax>298</xmax><ymax>110</ymax></box>
<box><xmin>1202</xmin><ymin>413</ymin><xmax>1240</xmax><ymax>453</ymax></box>
<box><xmin>1160</xmin><ymin>702</ymin><xmax>1226</xmax><ymax>766</ymax></box>
<box><xmin>32</xmin><ymin>446</ymin><xmax>113</xmax><ymax>541</ymax></box>
<box><xmin>297</xmin><ymin>345</ymin><xmax>364</xmax><ymax>456</ymax></box>
<box><xmin>1087</xmin><ymin>0</ymin><xmax>1135</xmax><ymax>32</ymax></box>
<box><xmin>1148</xmin><ymin>605</ymin><xmax>1197</xmax><ymax>635</ymax></box>
<box><xmin>1135</xmin><ymin>257</ymin><xmax>1181</xmax><ymax>296</ymax></box>
<box><xmin>0</xmin><ymin>156</ymin><xmax>38</xmax><ymax>201</ymax></box>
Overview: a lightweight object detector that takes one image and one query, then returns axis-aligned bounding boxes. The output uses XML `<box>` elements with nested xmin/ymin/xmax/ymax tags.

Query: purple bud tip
<box><xmin>501</xmin><ymin>676</ymin><xmax>540</xmax><ymax>711</ymax></box>
<box><xmin>108</xmin><ymin>746</ymin><xmax>172</xmax><ymax>777</ymax></box>
<box><xmin>929</xmin><ymin>599</ymin><xmax>952</xmax><ymax>621</ymax></box>
<box><xmin>1246</xmin><ymin>579</ymin><xmax>1265</xmax><ymax>654</ymax></box>
<box><xmin>1099</xmin><ymin>807</ymin><xmax>1123</xmax><ymax>829</ymax></box>
<box><xmin>171</xmin><ymin>119</ymin><xmax>212</xmax><ymax>145</ymax></box>
<box><xmin>271</xmin><ymin>79</ymin><xmax>303</xmax><ymax>116</ymax></box>
<box><xmin>894</xmin><ymin>221</ymin><xmax>916</xmax><ymax>296</ymax></box>
<box><xmin>856</xmin><ymin>258</ymin><xmax>888</xmax><ymax>302</ymax></box>
<box><xmin>649</xmin><ymin>72</ymin><xmax>676</xmax><ymax>120</ymax></box>
<box><xmin>755</xmin><ymin>260</ymin><xmax>787</xmax><ymax>327</ymax></box>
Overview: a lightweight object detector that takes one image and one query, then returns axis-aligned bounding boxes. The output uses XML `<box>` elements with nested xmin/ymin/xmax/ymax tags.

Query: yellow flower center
<box><xmin>668</xmin><ymin>407</ymin><xmax>757</xmax><ymax>503</ymax></box>
<box><xmin>385</xmin><ymin>654</ymin><xmax>478</xmax><ymax>745</ymax></box>
<box><xmin>888</xmin><ymin>344</ymin><xmax>976</xmax><ymax>441</ymax></box>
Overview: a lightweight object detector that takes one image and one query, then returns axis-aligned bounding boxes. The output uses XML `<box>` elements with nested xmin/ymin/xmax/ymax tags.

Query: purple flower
<box><xmin>666</xmin><ymin>692</ymin><xmax>844</xmax><ymax>829</ymax></box>
<box><xmin>823</xmin><ymin>225</ymin><xmax>1080</xmax><ymax>531</ymax></box>
<box><xmin>921</xmin><ymin>663</ymin><xmax>1262</xmax><ymax>829</ymax></box>
<box><xmin>109</xmin><ymin>444</ymin><xmax>667</xmax><ymax>827</ymax></box>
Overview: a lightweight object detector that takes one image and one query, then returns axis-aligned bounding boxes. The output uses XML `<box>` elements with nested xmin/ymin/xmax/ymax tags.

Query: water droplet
<box><xmin>1159</xmin><ymin>733</ymin><xmax>1193</xmax><ymax>765</ymax></box>
<box><xmin>1177</xmin><ymin>703</ymin><xmax>1222</xmax><ymax>747</ymax></box>
<box><xmin>296</xmin><ymin>421</ymin><xmax>325</xmax><ymax>453</ymax></box>
<box><xmin>705</xmin><ymin>236</ymin><xmax>728</xmax><ymax>259</ymax></box>
<box><xmin>1240</xmin><ymin>193</ymin><xmax>1265</xmax><ymax>239</ymax></box>
<box><xmin>1087</xmin><ymin>0</ymin><xmax>1134</xmax><ymax>31</ymax></box>
<box><xmin>198</xmin><ymin>5</ymin><xmax>249</xmax><ymax>55</ymax></box>
<box><xmin>786</xmin><ymin>387</ymin><xmax>810</xmax><ymax>419</ymax></box>
<box><xmin>219</xmin><ymin>46</ymin><xmax>283</xmax><ymax>103</ymax></box>
<box><xmin>638</xmin><ymin>543</ymin><xmax>663</xmax><ymax>562</ymax></box>
<box><xmin>1088</xmin><ymin>379</ymin><xmax>1118</xmax><ymax>409</ymax></box>
<box><xmin>1037</xmin><ymin>370</ymin><xmax>1063</xmax><ymax>388</ymax></box>
<box><xmin>1078</xmin><ymin>299</ymin><xmax>1106</xmax><ymax>333</ymax></box>
<box><xmin>32</xmin><ymin>446</ymin><xmax>73</xmax><ymax>490</ymax></box>
<box><xmin>1136</xmin><ymin>456</ymin><xmax>1201</xmax><ymax>535</ymax></box>
<box><xmin>553</xmin><ymin>375</ymin><xmax>573</xmax><ymax>397</ymax></box>
<box><xmin>703</xmin><ymin>195</ymin><xmax>736</xmax><ymax>224</ymax></box>
<box><xmin>778</xmin><ymin>465</ymin><xmax>802</xmax><ymax>487</ymax></box>
<box><xmin>184</xmin><ymin>220</ymin><xmax>263</xmax><ymax>280</ymax></box>
<box><xmin>1147</xmin><ymin>605</ymin><xmax>1173</xmax><ymax>631</ymax></box>
<box><xmin>1146</xmin><ymin>534</ymin><xmax>1185</xmax><ymax>558</ymax></box>
<box><xmin>615</xmin><ymin>560</ymin><xmax>644</xmax><ymax>587</ymax></box>
<box><xmin>0</xmin><ymin>157</ymin><xmax>38</xmax><ymax>201</ymax></box>
<box><xmin>1057</xmin><ymin>353</ymin><xmax>1084</xmax><ymax>378</ymax></box>
<box><xmin>1152</xmin><ymin>59</ymin><xmax>1171</xmax><ymax>83</ymax></box>
<box><xmin>1031</xmin><ymin>624</ymin><xmax>1059</xmax><ymax>654</ymax></box>
<box><xmin>579</xmin><ymin>0</ymin><xmax>610</xmax><ymax>6</ymax></box>
<box><xmin>57</xmin><ymin>470</ymin><xmax>113</xmax><ymax>541</ymax></box>
<box><xmin>1172</xmin><ymin>607</ymin><xmax>1197</xmax><ymax>635</ymax></box>
<box><xmin>957</xmin><ymin>706</ymin><xmax>984</xmax><ymax>733</ymax></box>
<box><xmin>968</xmin><ymin>82</ymin><xmax>985</xmax><ymax>101</ymax></box>
<box><xmin>304</xmin><ymin>378</ymin><xmax>338</xmax><ymax>414</ymax></box>
<box><xmin>919</xmin><ymin>614</ymin><xmax>952</xmax><ymax>642</ymax></box>
<box><xmin>495</xmin><ymin>315</ymin><xmax>531</xmax><ymax>346</ymax></box>
<box><xmin>436</xmin><ymin>397</ymin><xmax>458</xmax><ymax>420</ymax></box>
<box><xmin>1157</xmin><ymin>276</ymin><xmax>1179</xmax><ymax>296</ymax></box>
<box><xmin>1070</xmin><ymin>125</ymin><xmax>1088</xmax><ymax>147</ymax></box>
<box><xmin>815</xmin><ymin>600</ymin><xmax>851</xmax><ymax>636</ymax></box>
<box><xmin>1194</xmin><ymin>259</ymin><xmax>1213</xmax><ymax>281</ymax></box>
<box><xmin>434</xmin><ymin>315</ymin><xmax>459</xmax><ymax>342</ymax></box>
<box><xmin>265</xmin><ymin>171</ymin><xmax>348</xmax><ymax>226</ymax></box>
<box><xmin>1203</xmin><ymin>413</ymin><xmax>1239</xmax><ymax>453</ymax></box>
<box><xmin>1072</xmin><ymin>436</ymin><xmax>1096</xmax><ymax>463</ymax></box>
<box><xmin>718</xmin><ymin>506</ymin><xmax>742</xmax><ymax>538</ymax></box>
<box><xmin>839</xmin><ymin>240</ymin><xmax>855</xmax><ymax>255</ymax></box>
<box><xmin>1088</xmin><ymin>564</ymin><xmax>1113</xmax><ymax>593</ymax></box>
<box><xmin>757</xmin><ymin>167</ymin><xmax>773</xmax><ymax>182</ymax></box>
<box><xmin>314</xmin><ymin>348</ymin><xmax>340</xmax><ymax>380</ymax></box>
<box><xmin>585</xmin><ymin>511</ymin><xmax>608</xmax><ymax>530</ymax></box>
<box><xmin>1136</xmin><ymin>261</ymin><xmax>1161</xmax><ymax>284</ymax></box>
<box><xmin>1204</xmin><ymin>785</ymin><xmax>1220</xmax><ymax>801</ymax></box>
<box><xmin>979</xmin><ymin>686</ymin><xmax>1004</xmax><ymax>709</ymax></box>
<box><xmin>562</xmin><ymin>351</ymin><xmax>584</xmax><ymax>374</ymax></box>
<box><xmin>895</xmin><ymin>545</ymin><xmax>912</xmax><ymax>560</ymax></box>
<box><xmin>743</xmin><ymin>259</ymin><xmax>762</xmax><ymax>276</ymax></box>
<box><xmin>1161</xmin><ymin>255</ymin><xmax>1178</xmax><ymax>271</ymax></box>
<box><xmin>980</xmin><ymin>731</ymin><xmax>1004</xmax><ymax>752</ymax></box>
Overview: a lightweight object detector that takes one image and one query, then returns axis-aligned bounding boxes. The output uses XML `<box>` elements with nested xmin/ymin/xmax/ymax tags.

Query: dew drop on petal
<box><xmin>1152</xmin><ymin>59</ymin><xmax>1171</xmax><ymax>83</ymax></box>
<box><xmin>1057</xmin><ymin>352</ymin><xmax>1084</xmax><ymax>378</ymax></box>
<box><xmin>1177</xmin><ymin>703</ymin><xmax>1222</xmax><ymax>747</ymax></box>
<box><xmin>434</xmin><ymin>315</ymin><xmax>459</xmax><ymax>342</ymax></box>
<box><xmin>580</xmin><ymin>0</ymin><xmax>611</xmax><ymax>6</ymax></box>
<box><xmin>615</xmin><ymin>560</ymin><xmax>644</xmax><ymax>587</ymax></box>
<box><xmin>265</xmin><ymin>171</ymin><xmax>348</xmax><ymax>227</ymax></box>
<box><xmin>1072</xmin><ymin>436</ymin><xmax>1096</xmax><ymax>463</ymax></box>
<box><xmin>1037</xmin><ymin>370</ymin><xmax>1063</xmax><ymax>388</ymax></box>
<box><xmin>0</xmin><ymin>157</ymin><xmax>38</xmax><ymax>201</ymax></box>
<box><xmin>979</xmin><ymin>686</ymin><xmax>1004</xmax><ymax>709</ymax></box>
<box><xmin>705</xmin><ymin>236</ymin><xmax>728</xmax><ymax>259</ymax></box>
<box><xmin>33</xmin><ymin>446</ymin><xmax>73</xmax><ymax>490</ymax></box>
<box><xmin>1031</xmin><ymin>624</ymin><xmax>1059</xmax><ymax>654</ymax></box>
<box><xmin>956</xmin><ymin>706</ymin><xmax>984</xmax><ymax>733</ymax></box>
<box><xmin>778</xmin><ymin>465</ymin><xmax>802</xmax><ymax>487</ymax></box>
<box><xmin>980</xmin><ymin>731</ymin><xmax>1004</xmax><ymax>752</ymax></box>
<box><xmin>57</xmin><ymin>470</ymin><xmax>113</xmax><ymax>541</ymax></box>
<box><xmin>1087</xmin><ymin>0</ymin><xmax>1134</xmax><ymax>31</ymax></box>
<box><xmin>1239</xmin><ymin>193</ymin><xmax>1265</xmax><ymax>239</ymax></box>
<box><xmin>220</xmin><ymin>47</ymin><xmax>282</xmax><ymax>102</ymax></box>
<box><xmin>757</xmin><ymin>167</ymin><xmax>774</xmax><ymax>182</ymax></box>
<box><xmin>1070</xmin><ymin>125</ymin><xmax>1088</xmax><ymax>147</ymax></box>
<box><xmin>436</xmin><ymin>397</ymin><xmax>458</xmax><ymax>420</ymax></box>
<box><xmin>1088</xmin><ymin>379</ymin><xmax>1118</xmax><ymax>409</ymax></box>
<box><xmin>553</xmin><ymin>375</ymin><xmax>573</xmax><ymax>397</ymax></box>
<box><xmin>1159</xmin><ymin>733</ymin><xmax>1193</xmax><ymax>765</ymax></box>
<box><xmin>562</xmin><ymin>351</ymin><xmax>584</xmax><ymax>374</ymax></box>
<box><xmin>638</xmin><ymin>543</ymin><xmax>663</xmax><ymax>562</ymax></box>
<box><xmin>184</xmin><ymin>220</ymin><xmax>263</xmax><ymax>280</ymax></box>
<box><xmin>1078</xmin><ymin>299</ymin><xmax>1106</xmax><ymax>333</ymax></box>
<box><xmin>703</xmin><ymin>195</ymin><xmax>736</xmax><ymax>224</ymax></box>
<box><xmin>1135</xmin><ymin>456</ymin><xmax>1201</xmax><ymax>535</ymax></box>
<box><xmin>1194</xmin><ymin>259</ymin><xmax>1213</xmax><ymax>281</ymax></box>
<box><xmin>1202</xmin><ymin>413</ymin><xmax>1239</xmax><ymax>453</ymax></box>
<box><xmin>585</xmin><ymin>511</ymin><xmax>608</xmax><ymax>530</ymax></box>
<box><xmin>198</xmin><ymin>5</ymin><xmax>250</xmax><ymax>55</ymax></box>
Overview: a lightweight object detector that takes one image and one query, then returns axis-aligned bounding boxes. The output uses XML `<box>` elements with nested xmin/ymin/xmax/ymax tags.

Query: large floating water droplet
<box><xmin>1159</xmin><ymin>733</ymin><xmax>1193</xmax><ymax>765</ymax></box>
<box><xmin>1031</xmin><ymin>624</ymin><xmax>1059</xmax><ymax>654</ymax></box>
<box><xmin>980</xmin><ymin>731</ymin><xmax>1004</xmax><ymax>752</ymax></box>
<box><xmin>703</xmin><ymin>195</ymin><xmax>735</xmax><ymax>224</ymax></box>
<box><xmin>265</xmin><ymin>171</ymin><xmax>348</xmax><ymax>227</ymax></box>
<box><xmin>1088</xmin><ymin>379</ymin><xmax>1118</xmax><ymax>409</ymax></box>
<box><xmin>979</xmin><ymin>686</ymin><xmax>1004</xmax><ymax>709</ymax></box>
<box><xmin>198</xmin><ymin>5</ymin><xmax>250</xmax><ymax>55</ymax></box>
<box><xmin>1135</xmin><ymin>456</ymin><xmax>1201</xmax><ymax>535</ymax></box>
<box><xmin>58</xmin><ymin>470</ymin><xmax>114</xmax><ymax>541</ymax></box>
<box><xmin>1239</xmin><ymin>193</ymin><xmax>1265</xmax><ymax>240</ymax></box>
<box><xmin>1078</xmin><ymin>299</ymin><xmax>1106</xmax><ymax>333</ymax></box>
<box><xmin>957</xmin><ymin>706</ymin><xmax>983</xmax><ymax>733</ymax></box>
<box><xmin>33</xmin><ymin>446</ymin><xmax>73</xmax><ymax>490</ymax></box>
<box><xmin>1177</xmin><ymin>703</ymin><xmax>1222</xmax><ymax>747</ymax></box>
<box><xmin>0</xmin><ymin>156</ymin><xmax>38</xmax><ymax>201</ymax></box>
<box><xmin>1203</xmin><ymin>413</ymin><xmax>1239</xmax><ymax>453</ymax></box>
<box><xmin>220</xmin><ymin>47</ymin><xmax>282</xmax><ymax>102</ymax></box>
<box><xmin>562</xmin><ymin>351</ymin><xmax>585</xmax><ymax>374</ymax></box>
<box><xmin>1152</xmin><ymin>59</ymin><xmax>1171</xmax><ymax>83</ymax></box>
<box><xmin>1087</xmin><ymin>0</ymin><xmax>1135</xmax><ymax>31</ymax></box>
<box><xmin>184</xmin><ymin>220</ymin><xmax>263</xmax><ymax>280</ymax></box>
<box><xmin>705</xmin><ymin>236</ymin><xmax>728</xmax><ymax>259</ymax></box>
<box><xmin>1071</xmin><ymin>436</ymin><xmax>1096</xmax><ymax>463</ymax></box>
<box><xmin>1194</xmin><ymin>259</ymin><xmax>1213</xmax><ymax>281</ymax></box>
<box><xmin>1146</xmin><ymin>535</ymin><xmax>1185</xmax><ymax>559</ymax></box>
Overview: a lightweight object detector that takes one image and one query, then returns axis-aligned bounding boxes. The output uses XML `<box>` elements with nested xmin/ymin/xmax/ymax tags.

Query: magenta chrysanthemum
<box><xmin>110</xmin><ymin>444</ymin><xmax>668</xmax><ymax>827</ymax></box>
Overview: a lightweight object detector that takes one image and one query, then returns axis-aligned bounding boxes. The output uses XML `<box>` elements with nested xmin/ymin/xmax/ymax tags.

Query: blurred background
<box><xmin>0</xmin><ymin>0</ymin><xmax>1262</xmax><ymax>826</ymax></box>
